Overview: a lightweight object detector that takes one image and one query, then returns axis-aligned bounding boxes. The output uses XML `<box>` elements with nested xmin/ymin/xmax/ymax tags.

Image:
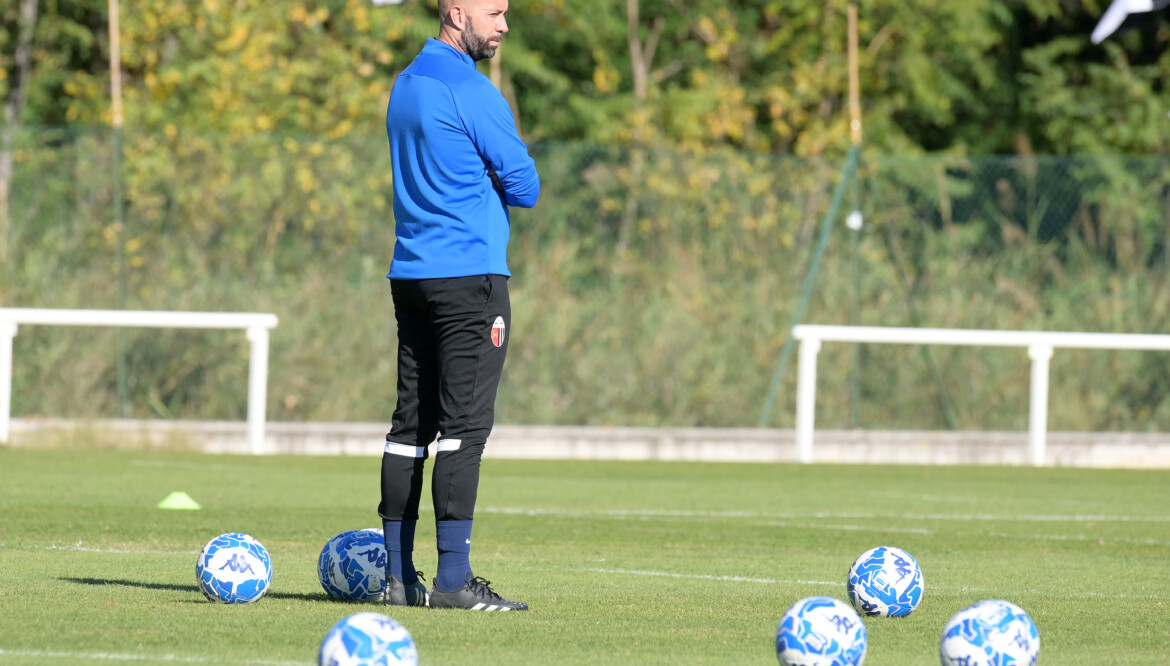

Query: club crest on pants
<box><xmin>490</xmin><ymin>316</ymin><xmax>506</xmax><ymax>348</ymax></box>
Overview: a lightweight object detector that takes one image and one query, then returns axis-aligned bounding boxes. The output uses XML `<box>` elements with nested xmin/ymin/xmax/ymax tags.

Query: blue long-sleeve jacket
<box><xmin>386</xmin><ymin>39</ymin><xmax>540</xmax><ymax>279</ymax></box>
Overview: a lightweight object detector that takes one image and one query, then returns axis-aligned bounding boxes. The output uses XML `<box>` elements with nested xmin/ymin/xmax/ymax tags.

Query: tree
<box><xmin>7</xmin><ymin>1</ymin><xmax>1169</xmax><ymax>156</ymax></box>
<box><xmin>0</xmin><ymin>0</ymin><xmax>36</xmax><ymax>263</ymax></box>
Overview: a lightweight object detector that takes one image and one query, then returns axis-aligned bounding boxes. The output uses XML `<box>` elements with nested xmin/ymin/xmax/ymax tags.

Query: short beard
<box><xmin>460</xmin><ymin>17</ymin><xmax>499</xmax><ymax>61</ymax></box>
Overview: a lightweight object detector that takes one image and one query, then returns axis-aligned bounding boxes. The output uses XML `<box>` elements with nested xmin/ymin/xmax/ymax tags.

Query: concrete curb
<box><xmin>6</xmin><ymin>418</ymin><xmax>1170</xmax><ymax>468</ymax></box>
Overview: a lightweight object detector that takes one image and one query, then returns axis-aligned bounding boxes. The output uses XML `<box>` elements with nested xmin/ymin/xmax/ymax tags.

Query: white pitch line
<box><xmin>0</xmin><ymin>542</ymin><xmax>196</xmax><ymax>555</ymax></box>
<box><xmin>577</xmin><ymin>567</ymin><xmax>838</xmax><ymax>587</ymax></box>
<box><xmin>754</xmin><ymin>521</ymin><xmax>936</xmax><ymax>536</ymax></box>
<box><xmin>983</xmin><ymin>530</ymin><xmax>1170</xmax><ymax>547</ymax></box>
<box><xmin>865</xmin><ymin>491</ymin><xmax>982</xmax><ymax>504</ymax></box>
<box><xmin>473</xmin><ymin>506</ymin><xmax>761</xmax><ymax>519</ymax></box>
<box><xmin>752</xmin><ymin>521</ymin><xmax>1170</xmax><ymax>547</ymax></box>
<box><xmin>470</xmin><ymin>505</ymin><xmax>1170</xmax><ymax>523</ymax></box>
<box><xmin>131</xmin><ymin>459</ymin><xmax>256</xmax><ymax>472</ymax></box>
<box><xmin>574</xmin><ymin>567</ymin><xmax>1164</xmax><ymax>600</ymax></box>
<box><xmin>0</xmin><ymin>648</ymin><xmax>310</xmax><ymax>665</ymax></box>
<box><xmin>574</xmin><ymin>566</ymin><xmax>998</xmax><ymax>593</ymax></box>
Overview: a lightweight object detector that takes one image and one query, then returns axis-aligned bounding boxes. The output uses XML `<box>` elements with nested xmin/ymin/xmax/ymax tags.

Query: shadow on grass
<box><xmin>59</xmin><ymin>576</ymin><xmax>348</xmax><ymax>603</ymax></box>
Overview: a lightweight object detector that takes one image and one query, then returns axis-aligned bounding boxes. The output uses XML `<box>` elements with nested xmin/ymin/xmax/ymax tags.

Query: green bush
<box><xmin>4</xmin><ymin>128</ymin><xmax>1169</xmax><ymax>430</ymax></box>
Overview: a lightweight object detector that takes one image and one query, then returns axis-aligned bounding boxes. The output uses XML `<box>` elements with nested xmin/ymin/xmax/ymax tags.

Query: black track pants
<box><xmin>378</xmin><ymin>275</ymin><xmax>510</xmax><ymax>523</ymax></box>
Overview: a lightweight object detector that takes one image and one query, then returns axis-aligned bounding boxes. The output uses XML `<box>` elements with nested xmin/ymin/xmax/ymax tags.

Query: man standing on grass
<box><xmin>378</xmin><ymin>0</ymin><xmax>539</xmax><ymax>612</ymax></box>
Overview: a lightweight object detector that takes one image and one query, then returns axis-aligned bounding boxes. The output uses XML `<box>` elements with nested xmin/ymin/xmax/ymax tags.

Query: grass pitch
<box><xmin>0</xmin><ymin>446</ymin><xmax>1168</xmax><ymax>665</ymax></box>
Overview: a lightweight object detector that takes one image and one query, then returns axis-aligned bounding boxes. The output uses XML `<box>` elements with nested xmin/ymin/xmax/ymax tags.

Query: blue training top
<box><xmin>386</xmin><ymin>38</ymin><xmax>540</xmax><ymax>280</ymax></box>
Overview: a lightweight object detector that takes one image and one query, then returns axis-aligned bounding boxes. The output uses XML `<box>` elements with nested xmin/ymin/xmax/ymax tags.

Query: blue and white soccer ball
<box><xmin>776</xmin><ymin>596</ymin><xmax>867</xmax><ymax>666</ymax></box>
<box><xmin>318</xmin><ymin>612</ymin><xmax>418</xmax><ymax>666</ymax></box>
<box><xmin>847</xmin><ymin>546</ymin><xmax>925</xmax><ymax>617</ymax></box>
<box><xmin>939</xmin><ymin>599</ymin><xmax>1040</xmax><ymax>666</ymax></box>
<box><xmin>318</xmin><ymin>529</ymin><xmax>387</xmax><ymax>602</ymax></box>
<box><xmin>195</xmin><ymin>532</ymin><xmax>272</xmax><ymax>604</ymax></box>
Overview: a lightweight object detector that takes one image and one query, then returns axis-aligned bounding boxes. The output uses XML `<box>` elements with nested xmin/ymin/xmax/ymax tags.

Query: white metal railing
<box><xmin>0</xmin><ymin>308</ymin><xmax>279</xmax><ymax>454</ymax></box>
<box><xmin>791</xmin><ymin>325</ymin><xmax>1170</xmax><ymax>466</ymax></box>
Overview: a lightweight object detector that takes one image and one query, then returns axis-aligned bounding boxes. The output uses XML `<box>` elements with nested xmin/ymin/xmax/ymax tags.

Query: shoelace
<box><xmin>414</xmin><ymin>571</ymin><xmax>427</xmax><ymax>584</ymax></box>
<box><xmin>467</xmin><ymin>576</ymin><xmax>504</xmax><ymax>601</ymax></box>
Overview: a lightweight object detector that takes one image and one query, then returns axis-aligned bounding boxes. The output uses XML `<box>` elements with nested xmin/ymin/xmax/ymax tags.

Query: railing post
<box><xmin>795</xmin><ymin>336</ymin><xmax>822</xmax><ymax>464</ymax></box>
<box><xmin>1027</xmin><ymin>344</ymin><xmax>1053</xmax><ymax>467</ymax></box>
<box><xmin>0</xmin><ymin>322</ymin><xmax>16</xmax><ymax>445</ymax></box>
<box><xmin>246</xmin><ymin>326</ymin><xmax>271</xmax><ymax>455</ymax></box>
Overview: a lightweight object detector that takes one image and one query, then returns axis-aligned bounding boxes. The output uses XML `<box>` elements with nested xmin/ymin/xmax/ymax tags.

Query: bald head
<box><xmin>438</xmin><ymin>0</ymin><xmax>493</xmax><ymax>26</ymax></box>
<box><xmin>436</xmin><ymin>0</ymin><xmax>510</xmax><ymax>61</ymax></box>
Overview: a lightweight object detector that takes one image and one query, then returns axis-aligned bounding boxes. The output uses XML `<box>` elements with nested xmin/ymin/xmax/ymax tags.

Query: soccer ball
<box><xmin>318</xmin><ymin>530</ymin><xmax>356</xmax><ymax>599</ymax></box>
<box><xmin>318</xmin><ymin>529</ymin><xmax>387</xmax><ymax>602</ymax></box>
<box><xmin>775</xmin><ymin>596</ymin><xmax>867</xmax><ymax>666</ymax></box>
<box><xmin>195</xmin><ymin>532</ymin><xmax>272</xmax><ymax>604</ymax></box>
<box><xmin>846</xmin><ymin>546</ymin><xmax>925</xmax><ymax>617</ymax></box>
<box><xmin>318</xmin><ymin>612</ymin><xmax>418</xmax><ymax>666</ymax></box>
<box><xmin>939</xmin><ymin>599</ymin><xmax>1040</xmax><ymax>666</ymax></box>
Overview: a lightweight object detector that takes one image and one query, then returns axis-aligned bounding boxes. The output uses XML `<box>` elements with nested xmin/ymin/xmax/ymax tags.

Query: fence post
<box><xmin>758</xmin><ymin>147</ymin><xmax>859</xmax><ymax>427</ymax></box>
<box><xmin>795</xmin><ymin>335</ymin><xmax>822</xmax><ymax>463</ymax></box>
<box><xmin>246</xmin><ymin>326</ymin><xmax>271</xmax><ymax>455</ymax></box>
<box><xmin>0</xmin><ymin>322</ymin><xmax>15</xmax><ymax>445</ymax></box>
<box><xmin>1027</xmin><ymin>344</ymin><xmax>1053</xmax><ymax>467</ymax></box>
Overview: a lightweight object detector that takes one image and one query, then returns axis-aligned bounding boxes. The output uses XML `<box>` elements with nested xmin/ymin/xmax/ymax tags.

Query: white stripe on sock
<box><xmin>437</xmin><ymin>438</ymin><xmax>462</xmax><ymax>452</ymax></box>
<box><xmin>385</xmin><ymin>442</ymin><xmax>425</xmax><ymax>457</ymax></box>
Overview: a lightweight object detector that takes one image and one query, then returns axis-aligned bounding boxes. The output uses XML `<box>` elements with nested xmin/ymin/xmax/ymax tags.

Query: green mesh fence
<box><xmin>3</xmin><ymin>127</ymin><xmax>1168</xmax><ymax>431</ymax></box>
